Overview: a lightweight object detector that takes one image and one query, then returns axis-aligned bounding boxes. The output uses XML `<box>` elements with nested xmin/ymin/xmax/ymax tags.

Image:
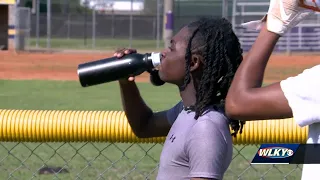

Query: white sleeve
<box><xmin>280</xmin><ymin>65</ymin><xmax>320</xmax><ymax>127</ymax></box>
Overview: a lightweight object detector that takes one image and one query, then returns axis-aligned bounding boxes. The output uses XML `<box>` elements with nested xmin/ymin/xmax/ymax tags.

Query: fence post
<box><xmin>14</xmin><ymin>7</ymin><xmax>22</xmax><ymax>51</ymax></box>
<box><xmin>111</xmin><ymin>9</ymin><xmax>115</xmax><ymax>38</ymax></box>
<box><xmin>286</xmin><ymin>30</ymin><xmax>291</xmax><ymax>55</ymax></box>
<box><xmin>222</xmin><ymin>0</ymin><xmax>229</xmax><ymax>20</ymax></box>
<box><xmin>92</xmin><ymin>6</ymin><xmax>96</xmax><ymax>49</ymax></box>
<box><xmin>84</xmin><ymin>2</ymin><xmax>88</xmax><ymax>46</ymax></box>
<box><xmin>67</xmin><ymin>13</ymin><xmax>70</xmax><ymax>39</ymax></box>
<box><xmin>26</xmin><ymin>7</ymin><xmax>31</xmax><ymax>51</ymax></box>
<box><xmin>156</xmin><ymin>0</ymin><xmax>161</xmax><ymax>49</ymax></box>
<box><xmin>14</xmin><ymin>7</ymin><xmax>31</xmax><ymax>51</ymax></box>
<box><xmin>129</xmin><ymin>0</ymin><xmax>133</xmax><ymax>48</ymax></box>
<box><xmin>163</xmin><ymin>0</ymin><xmax>174</xmax><ymax>49</ymax></box>
<box><xmin>47</xmin><ymin>0</ymin><xmax>51</xmax><ymax>49</ymax></box>
<box><xmin>36</xmin><ymin>0</ymin><xmax>40</xmax><ymax>48</ymax></box>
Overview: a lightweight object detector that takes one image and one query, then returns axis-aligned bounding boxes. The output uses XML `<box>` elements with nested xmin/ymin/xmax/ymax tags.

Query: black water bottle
<box><xmin>77</xmin><ymin>52</ymin><xmax>161</xmax><ymax>87</ymax></box>
<box><xmin>149</xmin><ymin>69</ymin><xmax>165</xmax><ymax>86</ymax></box>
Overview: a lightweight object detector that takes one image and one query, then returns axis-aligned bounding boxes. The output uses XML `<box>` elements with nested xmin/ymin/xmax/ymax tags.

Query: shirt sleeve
<box><xmin>280</xmin><ymin>65</ymin><xmax>320</xmax><ymax>127</ymax></box>
<box><xmin>185</xmin><ymin>119</ymin><xmax>229</xmax><ymax>180</ymax></box>
<box><xmin>165</xmin><ymin>101</ymin><xmax>183</xmax><ymax>125</ymax></box>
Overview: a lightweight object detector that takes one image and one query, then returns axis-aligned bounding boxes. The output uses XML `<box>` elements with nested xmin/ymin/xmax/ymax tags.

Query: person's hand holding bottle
<box><xmin>114</xmin><ymin>48</ymin><xmax>165</xmax><ymax>86</ymax></box>
<box><xmin>114</xmin><ymin>48</ymin><xmax>137</xmax><ymax>82</ymax></box>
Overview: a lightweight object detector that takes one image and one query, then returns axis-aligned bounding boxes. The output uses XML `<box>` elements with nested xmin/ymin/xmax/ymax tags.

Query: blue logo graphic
<box><xmin>251</xmin><ymin>144</ymin><xmax>300</xmax><ymax>164</ymax></box>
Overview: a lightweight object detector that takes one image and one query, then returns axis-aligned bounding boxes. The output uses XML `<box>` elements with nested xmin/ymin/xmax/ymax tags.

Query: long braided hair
<box><xmin>181</xmin><ymin>17</ymin><xmax>245</xmax><ymax>137</ymax></box>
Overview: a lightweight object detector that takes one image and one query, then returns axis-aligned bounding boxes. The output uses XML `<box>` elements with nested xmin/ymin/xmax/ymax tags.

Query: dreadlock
<box><xmin>180</xmin><ymin>17</ymin><xmax>245</xmax><ymax>137</ymax></box>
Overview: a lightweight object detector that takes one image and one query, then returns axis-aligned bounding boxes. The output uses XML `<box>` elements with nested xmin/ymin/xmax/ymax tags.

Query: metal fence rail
<box><xmin>0</xmin><ymin>142</ymin><xmax>302</xmax><ymax>180</ymax></box>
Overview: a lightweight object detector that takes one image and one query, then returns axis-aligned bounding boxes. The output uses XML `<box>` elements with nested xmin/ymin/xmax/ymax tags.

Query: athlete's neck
<box><xmin>179</xmin><ymin>80</ymin><xmax>197</xmax><ymax>108</ymax></box>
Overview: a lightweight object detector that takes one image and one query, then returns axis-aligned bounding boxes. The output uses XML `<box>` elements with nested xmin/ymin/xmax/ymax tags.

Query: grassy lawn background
<box><xmin>0</xmin><ymin>80</ymin><xmax>302</xmax><ymax>180</ymax></box>
<box><xmin>28</xmin><ymin>38</ymin><xmax>164</xmax><ymax>51</ymax></box>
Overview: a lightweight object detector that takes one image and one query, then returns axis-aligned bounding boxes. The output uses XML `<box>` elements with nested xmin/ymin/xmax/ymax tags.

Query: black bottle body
<box><xmin>78</xmin><ymin>53</ymin><xmax>158</xmax><ymax>87</ymax></box>
<box><xmin>149</xmin><ymin>69</ymin><xmax>165</xmax><ymax>86</ymax></box>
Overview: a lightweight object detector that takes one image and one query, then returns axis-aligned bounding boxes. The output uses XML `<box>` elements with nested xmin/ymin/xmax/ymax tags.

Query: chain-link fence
<box><xmin>0</xmin><ymin>142</ymin><xmax>302</xmax><ymax>180</ymax></box>
<box><xmin>14</xmin><ymin>0</ymin><xmax>320</xmax><ymax>53</ymax></box>
<box><xmin>14</xmin><ymin>0</ymin><xmax>226</xmax><ymax>51</ymax></box>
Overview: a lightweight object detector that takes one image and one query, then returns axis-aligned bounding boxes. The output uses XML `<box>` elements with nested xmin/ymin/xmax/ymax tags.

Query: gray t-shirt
<box><xmin>156</xmin><ymin>101</ymin><xmax>233</xmax><ymax>180</ymax></box>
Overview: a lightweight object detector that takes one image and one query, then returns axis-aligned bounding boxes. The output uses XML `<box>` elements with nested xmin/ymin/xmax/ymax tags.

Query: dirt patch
<box><xmin>0</xmin><ymin>51</ymin><xmax>319</xmax><ymax>83</ymax></box>
<box><xmin>0</xmin><ymin>50</ymin><xmax>150</xmax><ymax>82</ymax></box>
<box><xmin>263</xmin><ymin>54</ymin><xmax>320</xmax><ymax>83</ymax></box>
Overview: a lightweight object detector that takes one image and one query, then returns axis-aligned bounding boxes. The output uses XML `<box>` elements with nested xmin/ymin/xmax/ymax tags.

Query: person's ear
<box><xmin>190</xmin><ymin>54</ymin><xmax>203</xmax><ymax>72</ymax></box>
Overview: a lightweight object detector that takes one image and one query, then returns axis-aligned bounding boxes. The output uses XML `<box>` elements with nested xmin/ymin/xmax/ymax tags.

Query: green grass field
<box><xmin>28</xmin><ymin>38</ymin><xmax>164</xmax><ymax>51</ymax></box>
<box><xmin>0</xmin><ymin>80</ymin><xmax>302</xmax><ymax>180</ymax></box>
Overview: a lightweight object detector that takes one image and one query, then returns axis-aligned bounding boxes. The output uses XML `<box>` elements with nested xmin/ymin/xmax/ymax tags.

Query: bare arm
<box><xmin>119</xmin><ymin>80</ymin><xmax>172</xmax><ymax>138</ymax></box>
<box><xmin>113</xmin><ymin>48</ymin><xmax>173</xmax><ymax>138</ymax></box>
<box><xmin>225</xmin><ymin>24</ymin><xmax>293</xmax><ymax>121</ymax></box>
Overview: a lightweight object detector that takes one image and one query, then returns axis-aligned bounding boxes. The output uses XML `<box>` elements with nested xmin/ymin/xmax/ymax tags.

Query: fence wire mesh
<box><xmin>0</xmin><ymin>142</ymin><xmax>302</xmax><ymax>180</ymax></box>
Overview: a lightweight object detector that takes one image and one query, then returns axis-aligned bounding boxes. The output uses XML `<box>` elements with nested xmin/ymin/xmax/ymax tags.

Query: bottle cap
<box><xmin>150</xmin><ymin>52</ymin><xmax>161</xmax><ymax>68</ymax></box>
